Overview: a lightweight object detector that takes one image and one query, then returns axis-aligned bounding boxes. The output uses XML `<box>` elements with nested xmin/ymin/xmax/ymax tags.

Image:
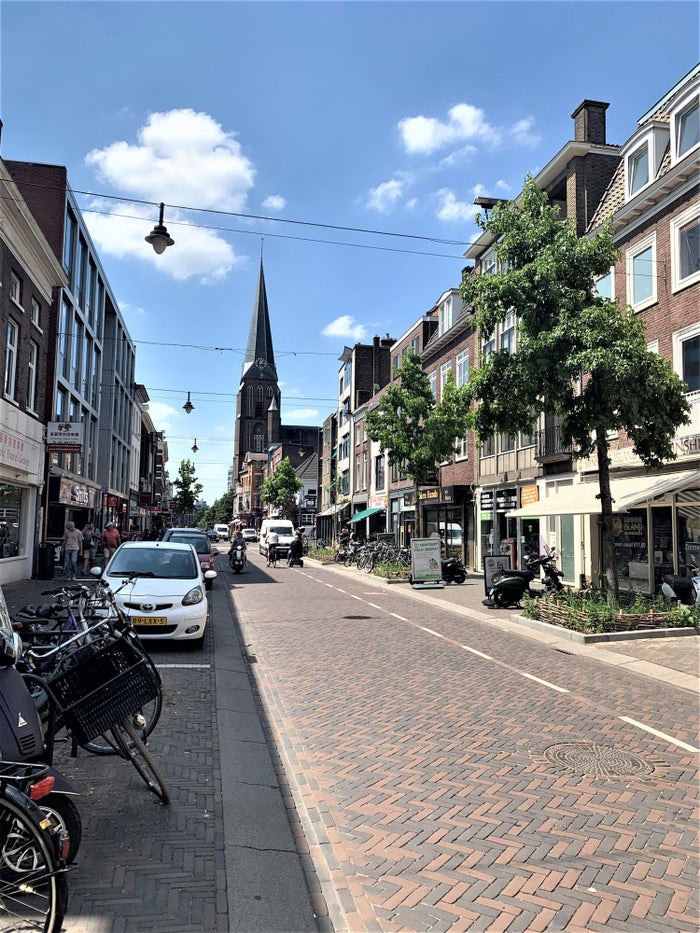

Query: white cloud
<box><xmin>262</xmin><ymin>194</ymin><xmax>286</xmax><ymax>211</ymax></box>
<box><xmin>86</xmin><ymin>108</ymin><xmax>255</xmax><ymax>209</ymax></box>
<box><xmin>322</xmin><ymin>315</ymin><xmax>368</xmax><ymax>341</ymax></box>
<box><xmin>495</xmin><ymin>179</ymin><xmax>512</xmax><ymax>192</ymax></box>
<box><xmin>365</xmin><ymin>173</ymin><xmax>413</xmax><ymax>213</ymax></box>
<box><xmin>146</xmin><ymin>401</ymin><xmax>181</xmax><ymax>433</ymax></box>
<box><xmin>510</xmin><ymin>117</ymin><xmax>541</xmax><ymax>148</ymax></box>
<box><xmin>399</xmin><ymin>103</ymin><xmax>500</xmax><ymax>155</ymax></box>
<box><xmin>83</xmin><ymin>109</ymin><xmax>254</xmax><ymax>281</ymax></box>
<box><xmin>435</xmin><ymin>189</ymin><xmax>477</xmax><ymax>224</ymax></box>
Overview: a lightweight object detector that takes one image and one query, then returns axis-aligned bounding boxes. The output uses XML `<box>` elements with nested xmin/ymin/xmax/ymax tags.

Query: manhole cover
<box><xmin>543</xmin><ymin>743</ymin><xmax>655</xmax><ymax>778</ymax></box>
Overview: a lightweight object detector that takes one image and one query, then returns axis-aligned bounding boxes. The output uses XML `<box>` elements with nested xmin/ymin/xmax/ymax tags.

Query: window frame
<box><xmin>4</xmin><ymin>320</ymin><xmax>18</xmax><ymax>400</ymax></box>
<box><xmin>27</xmin><ymin>340</ymin><xmax>38</xmax><ymax>413</ymax></box>
<box><xmin>626</xmin><ymin>232</ymin><xmax>657</xmax><ymax>311</ymax></box>
<box><xmin>456</xmin><ymin>349</ymin><xmax>469</xmax><ymax>387</ymax></box>
<box><xmin>670</xmin><ymin>203</ymin><xmax>700</xmax><ymax>293</ymax></box>
<box><xmin>9</xmin><ymin>271</ymin><xmax>22</xmax><ymax>309</ymax></box>
<box><xmin>594</xmin><ymin>266</ymin><xmax>615</xmax><ymax>300</ymax></box>
<box><xmin>670</xmin><ymin>85</ymin><xmax>699</xmax><ymax>163</ymax></box>
<box><xmin>673</xmin><ymin>322</ymin><xmax>700</xmax><ymax>395</ymax></box>
<box><xmin>31</xmin><ymin>297</ymin><xmax>41</xmax><ymax>329</ymax></box>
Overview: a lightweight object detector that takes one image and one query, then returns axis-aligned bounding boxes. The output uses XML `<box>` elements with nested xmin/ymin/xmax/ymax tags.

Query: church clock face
<box><xmin>254</xmin><ymin>357</ymin><xmax>267</xmax><ymax>370</ymax></box>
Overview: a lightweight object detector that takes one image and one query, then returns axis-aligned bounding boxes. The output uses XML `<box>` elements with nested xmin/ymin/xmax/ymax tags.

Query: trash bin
<box><xmin>36</xmin><ymin>544</ymin><xmax>55</xmax><ymax>580</ymax></box>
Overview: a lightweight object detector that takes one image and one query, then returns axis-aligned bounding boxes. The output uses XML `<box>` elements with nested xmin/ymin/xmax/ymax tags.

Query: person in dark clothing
<box><xmin>287</xmin><ymin>531</ymin><xmax>304</xmax><ymax>567</ymax></box>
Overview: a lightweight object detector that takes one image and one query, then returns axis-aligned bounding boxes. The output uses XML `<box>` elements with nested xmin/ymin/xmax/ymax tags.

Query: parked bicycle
<box><xmin>0</xmin><ymin>760</ymin><xmax>70</xmax><ymax>932</ymax></box>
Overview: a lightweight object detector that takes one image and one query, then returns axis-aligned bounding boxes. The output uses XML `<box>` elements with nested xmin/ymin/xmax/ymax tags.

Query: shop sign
<box><xmin>47</xmin><ymin>422</ymin><xmax>83</xmax><ymax>453</ymax></box>
<box><xmin>480</xmin><ymin>491</ymin><xmax>494</xmax><ymax>512</ymax></box>
<box><xmin>58</xmin><ymin>477</ymin><xmax>99</xmax><ymax>509</ymax></box>
<box><xmin>139</xmin><ymin>492</ymin><xmax>152</xmax><ymax>506</ymax></box>
<box><xmin>519</xmin><ymin>485</ymin><xmax>539</xmax><ymax>508</ymax></box>
<box><xmin>106</xmin><ymin>494</ymin><xmax>120</xmax><ymax>508</ymax></box>
<box><xmin>405</xmin><ymin>485</ymin><xmax>455</xmax><ymax>506</ymax></box>
<box><xmin>496</xmin><ymin>489</ymin><xmax>517</xmax><ymax>512</ymax></box>
<box><xmin>368</xmin><ymin>496</ymin><xmax>387</xmax><ymax>509</ymax></box>
<box><xmin>0</xmin><ymin>429</ymin><xmax>37</xmax><ymax>474</ymax></box>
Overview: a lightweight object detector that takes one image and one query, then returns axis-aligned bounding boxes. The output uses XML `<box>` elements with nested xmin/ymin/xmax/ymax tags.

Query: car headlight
<box><xmin>182</xmin><ymin>586</ymin><xmax>204</xmax><ymax>606</ymax></box>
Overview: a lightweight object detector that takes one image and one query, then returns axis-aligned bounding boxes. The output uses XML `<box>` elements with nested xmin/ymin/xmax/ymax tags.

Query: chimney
<box><xmin>571</xmin><ymin>100</ymin><xmax>609</xmax><ymax>144</ymax></box>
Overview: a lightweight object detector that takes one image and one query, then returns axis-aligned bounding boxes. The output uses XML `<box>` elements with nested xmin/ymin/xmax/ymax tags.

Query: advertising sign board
<box><xmin>483</xmin><ymin>554</ymin><xmax>512</xmax><ymax>594</ymax></box>
<box><xmin>410</xmin><ymin>537</ymin><xmax>444</xmax><ymax>589</ymax></box>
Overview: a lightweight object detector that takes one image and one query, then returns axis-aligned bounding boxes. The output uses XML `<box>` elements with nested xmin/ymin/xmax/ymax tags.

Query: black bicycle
<box><xmin>0</xmin><ymin>761</ymin><xmax>69</xmax><ymax>932</ymax></box>
<box><xmin>267</xmin><ymin>544</ymin><xmax>278</xmax><ymax>568</ymax></box>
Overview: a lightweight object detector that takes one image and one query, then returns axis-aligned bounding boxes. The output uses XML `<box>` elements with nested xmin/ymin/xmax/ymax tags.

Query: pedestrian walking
<box><xmin>102</xmin><ymin>522</ymin><xmax>121</xmax><ymax>563</ymax></box>
<box><xmin>62</xmin><ymin>521</ymin><xmax>83</xmax><ymax>580</ymax></box>
<box><xmin>81</xmin><ymin>521</ymin><xmax>101</xmax><ymax>574</ymax></box>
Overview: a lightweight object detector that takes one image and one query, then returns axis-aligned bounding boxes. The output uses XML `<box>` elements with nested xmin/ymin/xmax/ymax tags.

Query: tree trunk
<box><xmin>595</xmin><ymin>429</ymin><xmax>620</xmax><ymax>602</ymax></box>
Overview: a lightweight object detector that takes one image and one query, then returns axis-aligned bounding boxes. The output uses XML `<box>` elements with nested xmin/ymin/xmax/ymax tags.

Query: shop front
<box><xmin>46</xmin><ymin>474</ymin><xmax>102</xmax><ymax>556</ymax></box>
<box><xmin>406</xmin><ymin>485</ymin><xmax>471</xmax><ymax>564</ymax></box>
<box><xmin>0</xmin><ymin>413</ymin><xmax>44</xmax><ymax>584</ymax></box>
<box><xmin>478</xmin><ymin>486</ymin><xmax>518</xmax><ymax>568</ymax></box>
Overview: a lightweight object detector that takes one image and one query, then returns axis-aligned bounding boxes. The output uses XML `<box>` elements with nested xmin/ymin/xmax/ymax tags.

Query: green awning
<box><xmin>349</xmin><ymin>506</ymin><xmax>385</xmax><ymax>523</ymax></box>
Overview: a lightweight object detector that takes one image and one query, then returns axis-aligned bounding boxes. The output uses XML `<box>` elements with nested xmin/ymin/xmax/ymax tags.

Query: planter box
<box><xmin>536</xmin><ymin>600</ymin><xmax>687</xmax><ymax>633</ymax></box>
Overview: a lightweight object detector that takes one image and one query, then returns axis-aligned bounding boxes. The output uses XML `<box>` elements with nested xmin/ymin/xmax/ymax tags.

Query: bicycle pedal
<box><xmin>132</xmin><ymin>713</ymin><xmax>147</xmax><ymax>729</ymax></box>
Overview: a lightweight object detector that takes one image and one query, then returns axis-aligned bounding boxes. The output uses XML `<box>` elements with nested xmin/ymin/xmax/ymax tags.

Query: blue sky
<box><xmin>1</xmin><ymin>1</ymin><xmax>698</xmax><ymax>506</ymax></box>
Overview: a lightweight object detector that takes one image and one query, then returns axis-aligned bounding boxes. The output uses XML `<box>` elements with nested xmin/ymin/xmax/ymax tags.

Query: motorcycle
<box><xmin>441</xmin><ymin>556</ymin><xmax>466</xmax><ymax>585</ymax></box>
<box><xmin>0</xmin><ymin>589</ymin><xmax>82</xmax><ymax>863</ymax></box>
<box><xmin>228</xmin><ymin>544</ymin><xmax>246</xmax><ymax>574</ymax></box>
<box><xmin>661</xmin><ymin>556</ymin><xmax>700</xmax><ymax>606</ymax></box>
<box><xmin>486</xmin><ymin>547</ymin><xmax>564</xmax><ymax>609</ymax></box>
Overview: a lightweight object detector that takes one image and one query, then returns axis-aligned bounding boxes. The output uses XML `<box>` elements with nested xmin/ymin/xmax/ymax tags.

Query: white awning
<box><xmin>315</xmin><ymin>502</ymin><xmax>350</xmax><ymax>518</ymax></box>
<box><xmin>507</xmin><ymin>469</ymin><xmax>700</xmax><ymax>518</ymax></box>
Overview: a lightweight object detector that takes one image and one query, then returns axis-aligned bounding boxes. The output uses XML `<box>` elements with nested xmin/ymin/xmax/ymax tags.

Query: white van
<box><xmin>214</xmin><ymin>524</ymin><xmax>230</xmax><ymax>541</ymax></box>
<box><xmin>259</xmin><ymin>519</ymin><xmax>295</xmax><ymax>557</ymax></box>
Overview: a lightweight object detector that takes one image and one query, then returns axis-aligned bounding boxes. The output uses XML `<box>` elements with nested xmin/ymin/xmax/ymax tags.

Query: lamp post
<box><xmin>145</xmin><ymin>202</ymin><xmax>174</xmax><ymax>254</ymax></box>
<box><xmin>183</xmin><ymin>392</ymin><xmax>194</xmax><ymax>414</ymax></box>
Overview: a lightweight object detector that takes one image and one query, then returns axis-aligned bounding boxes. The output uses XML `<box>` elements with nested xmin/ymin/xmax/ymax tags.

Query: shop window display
<box><xmin>0</xmin><ymin>484</ymin><xmax>23</xmax><ymax>558</ymax></box>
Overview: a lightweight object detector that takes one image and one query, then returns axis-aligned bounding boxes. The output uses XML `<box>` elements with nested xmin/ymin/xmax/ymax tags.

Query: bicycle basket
<box><xmin>47</xmin><ymin>634</ymin><xmax>160</xmax><ymax>744</ymax></box>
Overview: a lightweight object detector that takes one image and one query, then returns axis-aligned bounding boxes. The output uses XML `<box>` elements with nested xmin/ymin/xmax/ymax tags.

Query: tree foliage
<box><xmin>460</xmin><ymin>176</ymin><xmax>691</xmax><ymax>598</ymax></box>
<box><xmin>259</xmin><ymin>457</ymin><xmax>303</xmax><ymax>520</ymax></box>
<box><xmin>364</xmin><ymin>350</ymin><xmax>471</xmax><ymax>537</ymax></box>
<box><xmin>199</xmin><ymin>490</ymin><xmax>235</xmax><ymax>529</ymax></box>
<box><xmin>171</xmin><ymin>459</ymin><xmax>203</xmax><ymax>514</ymax></box>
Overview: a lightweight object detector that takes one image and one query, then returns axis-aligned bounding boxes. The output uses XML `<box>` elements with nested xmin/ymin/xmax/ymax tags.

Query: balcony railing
<box><xmin>535</xmin><ymin>425</ymin><xmax>575</xmax><ymax>463</ymax></box>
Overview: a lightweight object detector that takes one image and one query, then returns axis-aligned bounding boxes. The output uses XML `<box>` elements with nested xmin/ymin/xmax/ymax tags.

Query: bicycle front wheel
<box><xmin>109</xmin><ymin>719</ymin><xmax>170</xmax><ymax>804</ymax></box>
<box><xmin>0</xmin><ymin>791</ymin><xmax>68</xmax><ymax>932</ymax></box>
<box><xmin>82</xmin><ymin>690</ymin><xmax>162</xmax><ymax>756</ymax></box>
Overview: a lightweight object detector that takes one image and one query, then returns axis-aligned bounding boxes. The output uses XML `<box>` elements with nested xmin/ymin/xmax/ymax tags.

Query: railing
<box><xmin>535</xmin><ymin>425</ymin><xmax>575</xmax><ymax>463</ymax></box>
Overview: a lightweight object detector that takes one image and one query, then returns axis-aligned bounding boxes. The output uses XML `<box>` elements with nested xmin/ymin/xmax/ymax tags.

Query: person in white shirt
<box><xmin>266</xmin><ymin>530</ymin><xmax>279</xmax><ymax>566</ymax></box>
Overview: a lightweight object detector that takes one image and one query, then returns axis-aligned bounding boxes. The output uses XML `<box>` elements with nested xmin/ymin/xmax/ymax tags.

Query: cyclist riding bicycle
<box><xmin>266</xmin><ymin>529</ymin><xmax>279</xmax><ymax>566</ymax></box>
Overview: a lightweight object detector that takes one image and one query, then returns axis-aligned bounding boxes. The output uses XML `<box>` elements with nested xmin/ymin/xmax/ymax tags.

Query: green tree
<box><xmin>461</xmin><ymin>176</ymin><xmax>691</xmax><ymax>600</ymax></box>
<box><xmin>364</xmin><ymin>349</ymin><xmax>471</xmax><ymax>538</ymax></box>
<box><xmin>172</xmin><ymin>459</ymin><xmax>203</xmax><ymax>515</ymax></box>
<box><xmin>259</xmin><ymin>457</ymin><xmax>303</xmax><ymax>521</ymax></box>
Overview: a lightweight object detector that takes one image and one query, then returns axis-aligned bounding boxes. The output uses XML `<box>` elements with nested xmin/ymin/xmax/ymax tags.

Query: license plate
<box><xmin>130</xmin><ymin>616</ymin><xmax>168</xmax><ymax>626</ymax></box>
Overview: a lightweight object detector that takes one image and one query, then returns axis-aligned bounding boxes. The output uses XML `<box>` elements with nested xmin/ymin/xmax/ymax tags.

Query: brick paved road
<box><xmin>231</xmin><ymin>552</ymin><xmax>700</xmax><ymax>933</ymax></box>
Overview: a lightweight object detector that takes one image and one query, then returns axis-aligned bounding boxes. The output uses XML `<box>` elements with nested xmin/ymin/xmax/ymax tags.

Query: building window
<box><xmin>9</xmin><ymin>272</ymin><xmax>22</xmax><ymax>308</ymax></box>
<box><xmin>253</xmin><ymin>434</ymin><xmax>264</xmax><ymax>452</ymax></box>
<box><xmin>440</xmin><ymin>361</ymin><xmax>452</xmax><ymax>393</ymax></box>
<box><xmin>671</xmin><ymin>204</ymin><xmax>700</xmax><ymax>292</ymax></box>
<box><xmin>439</xmin><ymin>297</ymin><xmax>452</xmax><ymax>335</ymax></box>
<box><xmin>628</xmin><ymin>143</ymin><xmax>649</xmax><ymax>196</ymax></box>
<box><xmin>27</xmin><ymin>340</ymin><xmax>38</xmax><ymax>412</ymax></box>
<box><xmin>393</xmin><ymin>352</ymin><xmax>401</xmax><ymax>373</ymax></box>
<box><xmin>456</xmin><ymin>435</ymin><xmax>468</xmax><ymax>460</ymax></box>
<box><xmin>594</xmin><ymin>268</ymin><xmax>614</xmax><ymax>300</ymax></box>
<box><xmin>0</xmin><ymin>484</ymin><xmax>24</xmax><ymax>558</ymax></box>
<box><xmin>480</xmin><ymin>434</ymin><xmax>495</xmax><ymax>457</ymax></box>
<box><xmin>483</xmin><ymin>338</ymin><xmax>495</xmax><ymax>362</ymax></box>
<box><xmin>673</xmin><ymin>94</ymin><xmax>699</xmax><ymax>160</ymax></box>
<box><xmin>500</xmin><ymin>433</ymin><xmax>515</xmax><ymax>453</ymax></box>
<box><xmin>5</xmin><ymin>321</ymin><xmax>18</xmax><ymax>399</ymax></box>
<box><xmin>412</xmin><ymin>335</ymin><xmax>420</xmax><ymax>354</ymax></box>
<box><xmin>428</xmin><ymin>371</ymin><xmax>437</xmax><ymax>398</ymax></box>
<box><xmin>482</xmin><ymin>249</ymin><xmax>497</xmax><ymax>276</ymax></box>
<box><xmin>63</xmin><ymin>209</ymin><xmax>76</xmax><ymax>273</ymax></box>
<box><xmin>340</xmin><ymin>470</ymin><xmax>349</xmax><ymax>496</ymax></box>
<box><xmin>31</xmin><ymin>298</ymin><xmax>41</xmax><ymax>328</ymax></box>
<box><xmin>674</xmin><ymin>324</ymin><xmax>700</xmax><ymax>394</ymax></box>
<box><xmin>456</xmin><ymin>349</ymin><xmax>469</xmax><ymax>386</ymax></box>
<box><xmin>627</xmin><ymin>234</ymin><xmax>656</xmax><ymax>310</ymax></box>
<box><xmin>375</xmin><ymin>455</ymin><xmax>385</xmax><ymax>491</ymax></box>
<box><xmin>500</xmin><ymin>312</ymin><xmax>516</xmax><ymax>353</ymax></box>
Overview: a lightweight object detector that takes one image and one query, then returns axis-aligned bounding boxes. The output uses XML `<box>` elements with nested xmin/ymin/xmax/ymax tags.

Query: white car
<box><xmin>241</xmin><ymin>528</ymin><xmax>258</xmax><ymax>543</ymax></box>
<box><xmin>101</xmin><ymin>541</ymin><xmax>216</xmax><ymax>649</ymax></box>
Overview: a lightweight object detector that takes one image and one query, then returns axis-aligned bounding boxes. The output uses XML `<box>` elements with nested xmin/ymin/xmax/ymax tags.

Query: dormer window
<box><xmin>628</xmin><ymin>144</ymin><xmax>649</xmax><ymax>195</ymax></box>
<box><xmin>671</xmin><ymin>86</ymin><xmax>699</xmax><ymax>161</ymax></box>
<box><xmin>622</xmin><ymin>122</ymin><xmax>669</xmax><ymax>201</ymax></box>
<box><xmin>439</xmin><ymin>296</ymin><xmax>452</xmax><ymax>334</ymax></box>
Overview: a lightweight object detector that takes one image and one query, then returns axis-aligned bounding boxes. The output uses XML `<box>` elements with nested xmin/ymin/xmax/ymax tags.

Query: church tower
<box><xmin>233</xmin><ymin>261</ymin><xmax>281</xmax><ymax>483</ymax></box>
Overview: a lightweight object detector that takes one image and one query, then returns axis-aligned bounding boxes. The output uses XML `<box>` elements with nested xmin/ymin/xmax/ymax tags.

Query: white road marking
<box><xmin>158</xmin><ymin>664</ymin><xmax>211</xmax><ymax>669</ymax></box>
<box><xmin>367</xmin><ymin>602</ymin><xmax>382</xmax><ymax>610</ymax></box>
<box><xmin>619</xmin><ymin>716</ymin><xmax>699</xmax><ymax>753</ymax></box>
<box><xmin>419</xmin><ymin>626</ymin><xmax>444</xmax><ymax>638</ymax></box>
<box><xmin>519</xmin><ymin>671</ymin><xmax>569</xmax><ymax>693</ymax></box>
<box><xmin>391</xmin><ymin>613</ymin><xmax>409</xmax><ymax>621</ymax></box>
<box><xmin>461</xmin><ymin>645</ymin><xmax>493</xmax><ymax>660</ymax></box>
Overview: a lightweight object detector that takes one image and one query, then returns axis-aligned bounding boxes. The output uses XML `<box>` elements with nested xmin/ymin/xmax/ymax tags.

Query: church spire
<box><xmin>242</xmin><ymin>260</ymin><xmax>277</xmax><ymax>381</ymax></box>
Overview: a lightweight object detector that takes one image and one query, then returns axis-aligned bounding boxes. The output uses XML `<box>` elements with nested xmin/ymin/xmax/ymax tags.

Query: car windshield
<box><xmin>168</xmin><ymin>534</ymin><xmax>209</xmax><ymax>554</ymax></box>
<box><xmin>109</xmin><ymin>547</ymin><xmax>199</xmax><ymax>579</ymax></box>
<box><xmin>269</xmin><ymin>527</ymin><xmax>291</xmax><ymax>536</ymax></box>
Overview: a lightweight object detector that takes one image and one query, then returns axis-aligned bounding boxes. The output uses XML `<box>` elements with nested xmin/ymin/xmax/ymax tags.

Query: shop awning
<box><xmin>316</xmin><ymin>502</ymin><xmax>350</xmax><ymax>518</ymax></box>
<box><xmin>349</xmin><ymin>506</ymin><xmax>385</xmax><ymax>523</ymax></box>
<box><xmin>507</xmin><ymin>469</ymin><xmax>700</xmax><ymax>518</ymax></box>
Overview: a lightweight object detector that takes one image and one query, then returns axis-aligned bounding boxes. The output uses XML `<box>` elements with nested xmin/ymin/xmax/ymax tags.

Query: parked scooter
<box><xmin>442</xmin><ymin>556</ymin><xmax>466</xmax><ymax>585</ymax></box>
<box><xmin>287</xmin><ymin>534</ymin><xmax>305</xmax><ymax>568</ymax></box>
<box><xmin>0</xmin><ymin>589</ymin><xmax>82</xmax><ymax>863</ymax></box>
<box><xmin>661</xmin><ymin>556</ymin><xmax>700</xmax><ymax>606</ymax></box>
<box><xmin>485</xmin><ymin>547</ymin><xmax>564</xmax><ymax>609</ymax></box>
<box><xmin>228</xmin><ymin>544</ymin><xmax>246</xmax><ymax>574</ymax></box>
